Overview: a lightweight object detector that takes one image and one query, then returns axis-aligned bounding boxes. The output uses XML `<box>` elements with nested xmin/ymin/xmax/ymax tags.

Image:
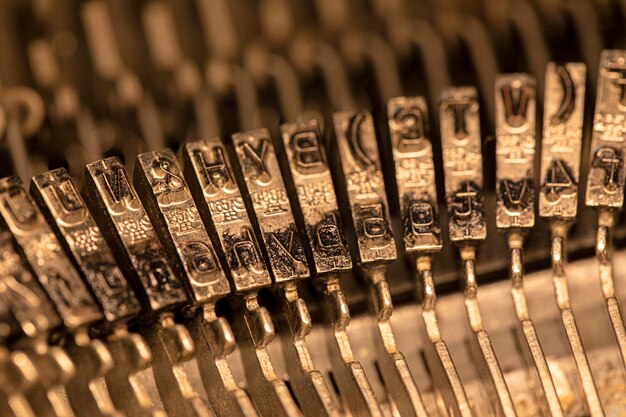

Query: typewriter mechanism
<box><xmin>3</xmin><ymin>1</ymin><xmax>626</xmax><ymax>416</ymax></box>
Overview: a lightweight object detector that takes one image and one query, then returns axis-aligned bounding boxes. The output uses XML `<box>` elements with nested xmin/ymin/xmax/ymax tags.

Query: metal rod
<box><xmin>585</xmin><ymin>49</ymin><xmax>626</xmax><ymax>378</ymax></box>
<box><xmin>439</xmin><ymin>87</ymin><xmax>517</xmax><ymax>417</ymax></box>
<box><xmin>134</xmin><ymin>149</ymin><xmax>258</xmax><ymax>417</ymax></box>
<box><xmin>494</xmin><ymin>73</ymin><xmax>564</xmax><ymax>416</ymax></box>
<box><xmin>280</xmin><ymin>118</ymin><xmax>384</xmax><ymax>417</ymax></box>
<box><xmin>81</xmin><ymin>158</ymin><xmax>210</xmax><ymax>417</ymax></box>
<box><xmin>181</xmin><ymin>138</ymin><xmax>302</xmax><ymax>417</ymax></box>
<box><xmin>386</xmin><ymin>95</ymin><xmax>471</xmax><ymax>417</ymax></box>
<box><xmin>539</xmin><ymin>62</ymin><xmax>604</xmax><ymax>416</ymax></box>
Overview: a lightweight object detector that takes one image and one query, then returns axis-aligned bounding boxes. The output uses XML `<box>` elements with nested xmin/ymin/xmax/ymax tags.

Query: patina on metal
<box><xmin>495</xmin><ymin>74</ymin><xmax>564</xmax><ymax>417</ymax></box>
<box><xmin>332</xmin><ymin>109</ymin><xmax>427</xmax><ymax>417</ymax></box>
<box><xmin>134</xmin><ymin>148</ymin><xmax>257</xmax><ymax>417</ymax></box>
<box><xmin>81</xmin><ymin>157</ymin><xmax>211</xmax><ymax>417</ymax></box>
<box><xmin>0</xmin><ymin>175</ymin><xmax>128</xmax><ymax>417</ymax></box>
<box><xmin>181</xmin><ymin>138</ymin><xmax>301</xmax><ymax>417</ymax></box>
<box><xmin>281</xmin><ymin>117</ymin><xmax>381</xmax><ymax>417</ymax></box>
<box><xmin>585</xmin><ymin>50</ymin><xmax>626</xmax><ymax>379</ymax></box>
<box><xmin>387</xmin><ymin>96</ymin><xmax>471</xmax><ymax>417</ymax></box>
<box><xmin>539</xmin><ymin>62</ymin><xmax>605</xmax><ymax>416</ymax></box>
<box><xmin>233</xmin><ymin>128</ymin><xmax>340</xmax><ymax>417</ymax></box>
<box><xmin>0</xmin><ymin>229</ymin><xmax>62</xmax><ymax>417</ymax></box>
<box><xmin>31</xmin><ymin>168</ymin><xmax>165</xmax><ymax>417</ymax></box>
<box><xmin>440</xmin><ymin>87</ymin><xmax>517</xmax><ymax>416</ymax></box>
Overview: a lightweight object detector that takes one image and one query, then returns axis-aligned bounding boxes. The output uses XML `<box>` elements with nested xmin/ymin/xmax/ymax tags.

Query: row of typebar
<box><xmin>1</xmin><ymin>48</ymin><xmax>626</xmax><ymax>417</ymax></box>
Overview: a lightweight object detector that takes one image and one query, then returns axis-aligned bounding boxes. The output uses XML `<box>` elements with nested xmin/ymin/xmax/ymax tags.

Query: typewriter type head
<box><xmin>3</xmin><ymin>1</ymin><xmax>626</xmax><ymax>417</ymax></box>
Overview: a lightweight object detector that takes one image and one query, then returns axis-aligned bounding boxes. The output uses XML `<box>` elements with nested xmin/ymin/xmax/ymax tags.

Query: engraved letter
<box><xmin>4</xmin><ymin>186</ymin><xmax>37</xmax><ymax>226</ymax></box>
<box><xmin>393</xmin><ymin>107</ymin><xmax>428</xmax><ymax>153</ymax></box>
<box><xmin>193</xmin><ymin>147</ymin><xmax>235</xmax><ymax>195</ymax></box>
<box><xmin>551</xmin><ymin>65</ymin><xmax>576</xmax><ymax>124</ymax></box>
<box><xmin>183</xmin><ymin>242</ymin><xmax>220</xmax><ymax>286</ymax></box>
<box><xmin>240</xmin><ymin>139</ymin><xmax>270</xmax><ymax>184</ymax></box>
<box><xmin>291</xmin><ymin>130</ymin><xmax>325</xmax><ymax>174</ymax></box>
<box><xmin>231</xmin><ymin>228</ymin><xmax>264</xmax><ymax>274</ymax></box>
<box><xmin>347</xmin><ymin>111</ymin><xmax>374</xmax><ymax>169</ymax></box>
<box><xmin>104</xmin><ymin>167</ymin><xmax>134</xmax><ymax>203</ymax></box>
<box><xmin>409</xmin><ymin>202</ymin><xmax>434</xmax><ymax>234</ymax></box>
<box><xmin>591</xmin><ymin>146</ymin><xmax>623</xmax><ymax>193</ymax></box>
<box><xmin>501</xmin><ymin>84</ymin><xmax>530</xmax><ymax>127</ymax></box>
<box><xmin>359</xmin><ymin>204</ymin><xmax>387</xmax><ymax>239</ymax></box>
<box><xmin>606</xmin><ymin>63</ymin><xmax>626</xmax><ymax>107</ymax></box>
<box><xmin>151</xmin><ymin>157</ymin><xmax>185</xmax><ymax>197</ymax></box>
<box><xmin>51</xmin><ymin>179</ymin><xmax>84</xmax><ymax>213</ymax></box>
<box><xmin>445</xmin><ymin>102</ymin><xmax>471</xmax><ymax>139</ymax></box>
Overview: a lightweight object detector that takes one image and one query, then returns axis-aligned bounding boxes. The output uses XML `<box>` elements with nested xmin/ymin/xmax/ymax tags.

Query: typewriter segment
<box><xmin>5</xmin><ymin>1</ymin><xmax>626</xmax><ymax>416</ymax></box>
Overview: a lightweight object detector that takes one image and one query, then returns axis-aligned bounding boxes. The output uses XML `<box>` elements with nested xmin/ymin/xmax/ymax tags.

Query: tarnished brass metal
<box><xmin>81</xmin><ymin>158</ymin><xmax>211</xmax><ymax>417</ymax></box>
<box><xmin>62</xmin><ymin>330</ymin><xmax>124</xmax><ymax>417</ymax></box>
<box><xmin>181</xmin><ymin>139</ymin><xmax>271</xmax><ymax>293</ymax></box>
<box><xmin>387</xmin><ymin>96</ymin><xmax>471</xmax><ymax>417</ymax></box>
<box><xmin>31</xmin><ymin>168</ymin><xmax>165</xmax><ymax>417</ymax></box>
<box><xmin>440</xmin><ymin>88</ymin><xmax>487</xmax><ymax>244</ymax></box>
<box><xmin>232</xmin><ymin>129</ymin><xmax>309</xmax><ymax>283</ymax></box>
<box><xmin>81</xmin><ymin>158</ymin><xmax>187</xmax><ymax>313</ymax></box>
<box><xmin>332</xmin><ymin>109</ymin><xmax>427</xmax><ymax>417</ymax></box>
<box><xmin>232</xmin><ymin>128</ymin><xmax>338</xmax><ymax>417</ymax></box>
<box><xmin>495</xmin><ymin>74</ymin><xmax>564</xmax><ymax>417</ymax></box>
<box><xmin>181</xmin><ymin>138</ymin><xmax>301</xmax><ymax>417</ymax></box>
<box><xmin>387</xmin><ymin>97</ymin><xmax>442</xmax><ymax>255</ymax></box>
<box><xmin>21</xmin><ymin>345</ymin><xmax>76</xmax><ymax>417</ymax></box>
<box><xmin>0</xmin><ymin>345</ymin><xmax>37</xmax><ymax>417</ymax></box>
<box><xmin>8</xmin><ymin>2</ymin><xmax>626</xmax><ymax>415</ymax></box>
<box><xmin>332</xmin><ymin>110</ymin><xmax>397</xmax><ymax>265</ymax></box>
<box><xmin>539</xmin><ymin>62</ymin><xmax>605</xmax><ymax>416</ymax></box>
<box><xmin>104</xmin><ymin>327</ymin><xmax>164</xmax><ymax>417</ymax></box>
<box><xmin>134</xmin><ymin>149</ymin><xmax>230</xmax><ymax>305</ymax></box>
<box><xmin>585</xmin><ymin>52</ymin><xmax>626</xmax><ymax>210</ymax></box>
<box><xmin>0</xmin><ymin>230</ymin><xmax>61</xmax><ymax>417</ymax></box>
<box><xmin>440</xmin><ymin>87</ymin><xmax>517</xmax><ymax>416</ymax></box>
<box><xmin>280</xmin><ymin>118</ymin><xmax>381</xmax><ymax>417</ymax></box>
<box><xmin>0</xmin><ymin>176</ymin><xmax>125</xmax><ymax>417</ymax></box>
<box><xmin>0</xmin><ymin>299</ymin><xmax>28</xmax><ymax>417</ymax></box>
<box><xmin>585</xmin><ymin>50</ymin><xmax>626</xmax><ymax>378</ymax></box>
<box><xmin>134</xmin><ymin>148</ymin><xmax>258</xmax><ymax>417</ymax></box>
<box><xmin>495</xmin><ymin>74</ymin><xmax>536</xmax><ymax>231</ymax></box>
<box><xmin>538</xmin><ymin>63</ymin><xmax>585</xmax><ymax>222</ymax></box>
<box><xmin>0</xmin><ymin>176</ymin><xmax>102</xmax><ymax>328</ymax></box>
<box><xmin>31</xmin><ymin>168</ymin><xmax>142</xmax><ymax>324</ymax></box>
<box><xmin>279</xmin><ymin>120</ymin><xmax>352</xmax><ymax>276</ymax></box>
<box><xmin>0</xmin><ymin>230</ymin><xmax>58</xmax><ymax>344</ymax></box>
